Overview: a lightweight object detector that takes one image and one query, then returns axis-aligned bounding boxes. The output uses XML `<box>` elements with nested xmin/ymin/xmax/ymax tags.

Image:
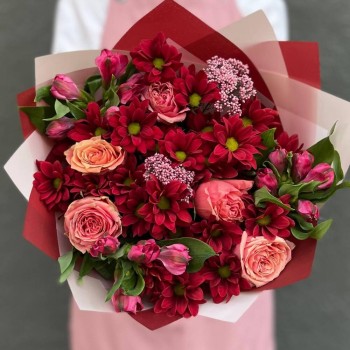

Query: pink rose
<box><xmin>145</xmin><ymin>82</ymin><xmax>189</xmax><ymax>123</ymax></box>
<box><xmin>90</xmin><ymin>236</ymin><xmax>120</xmax><ymax>257</ymax></box>
<box><xmin>64</xmin><ymin>196</ymin><xmax>122</xmax><ymax>253</ymax></box>
<box><xmin>50</xmin><ymin>74</ymin><xmax>81</xmax><ymax>100</ymax></box>
<box><xmin>112</xmin><ymin>290</ymin><xmax>143</xmax><ymax>314</ymax></box>
<box><xmin>157</xmin><ymin>244</ymin><xmax>191</xmax><ymax>275</ymax></box>
<box><xmin>64</xmin><ymin>136</ymin><xmax>125</xmax><ymax>174</ymax></box>
<box><xmin>235</xmin><ymin>231</ymin><xmax>295</xmax><ymax>287</ymax></box>
<box><xmin>194</xmin><ymin>179</ymin><xmax>253</xmax><ymax>222</ymax></box>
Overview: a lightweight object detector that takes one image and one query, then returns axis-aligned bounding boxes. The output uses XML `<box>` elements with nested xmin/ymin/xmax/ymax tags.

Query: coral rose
<box><xmin>235</xmin><ymin>231</ymin><xmax>295</xmax><ymax>287</ymax></box>
<box><xmin>194</xmin><ymin>179</ymin><xmax>253</xmax><ymax>222</ymax></box>
<box><xmin>64</xmin><ymin>136</ymin><xmax>125</xmax><ymax>173</ymax></box>
<box><xmin>145</xmin><ymin>82</ymin><xmax>188</xmax><ymax>123</ymax></box>
<box><xmin>64</xmin><ymin>196</ymin><xmax>122</xmax><ymax>253</ymax></box>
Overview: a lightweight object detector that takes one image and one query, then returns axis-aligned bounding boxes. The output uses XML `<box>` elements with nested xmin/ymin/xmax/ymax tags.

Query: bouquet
<box><xmin>5</xmin><ymin>1</ymin><xmax>350</xmax><ymax>329</ymax></box>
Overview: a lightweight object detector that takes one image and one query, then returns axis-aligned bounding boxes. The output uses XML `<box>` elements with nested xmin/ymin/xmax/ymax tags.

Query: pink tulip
<box><xmin>268</xmin><ymin>148</ymin><xmax>287</xmax><ymax>174</ymax></box>
<box><xmin>46</xmin><ymin>117</ymin><xmax>74</xmax><ymax>139</ymax></box>
<box><xmin>291</xmin><ymin>151</ymin><xmax>314</xmax><ymax>182</ymax></box>
<box><xmin>90</xmin><ymin>236</ymin><xmax>120</xmax><ymax>257</ymax></box>
<box><xmin>255</xmin><ymin>168</ymin><xmax>278</xmax><ymax>194</ymax></box>
<box><xmin>297</xmin><ymin>200</ymin><xmax>320</xmax><ymax>225</ymax></box>
<box><xmin>127</xmin><ymin>239</ymin><xmax>160</xmax><ymax>264</ymax></box>
<box><xmin>303</xmin><ymin>163</ymin><xmax>335</xmax><ymax>189</ymax></box>
<box><xmin>112</xmin><ymin>290</ymin><xmax>143</xmax><ymax>314</ymax></box>
<box><xmin>157</xmin><ymin>244</ymin><xmax>191</xmax><ymax>275</ymax></box>
<box><xmin>51</xmin><ymin>74</ymin><xmax>81</xmax><ymax>100</ymax></box>
<box><xmin>95</xmin><ymin>49</ymin><xmax>128</xmax><ymax>86</ymax></box>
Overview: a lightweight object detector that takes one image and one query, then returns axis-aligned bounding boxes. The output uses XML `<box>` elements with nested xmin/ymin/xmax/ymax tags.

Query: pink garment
<box><xmin>70</xmin><ymin>291</ymin><xmax>275</xmax><ymax>350</ymax></box>
<box><xmin>70</xmin><ymin>2</ymin><xmax>276</xmax><ymax>349</ymax></box>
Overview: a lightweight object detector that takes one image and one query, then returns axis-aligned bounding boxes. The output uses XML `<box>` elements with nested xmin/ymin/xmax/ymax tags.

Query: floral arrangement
<box><xmin>19</xmin><ymin>30</ymin><xmax>349</xmax><ymax>319</ymax></box>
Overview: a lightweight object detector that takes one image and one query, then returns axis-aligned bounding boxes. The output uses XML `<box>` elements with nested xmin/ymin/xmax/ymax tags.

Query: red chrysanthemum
<box><xmin>68</xmin><ymin>101</ymin><xmax>111</xmax><ymax>141</ymax></box>
<box><xmin>244</xmin><ymin>195</ymin><xmax>295</xmax><ymax>241</ymax></box>
<box><xmin>240</xmin><ymin>98</ymin><xmax>281</xmax><ymax>132</ymax></box>
<box><xmin>70</xmin><ymin>172</ymin><xmax>112</xmax><ymax>198</ymax></box>
<box><xmin>191</xmin><ymin>218</ymin><xmax>243</xmax><ymax>253</ymax></box>
<box><xmin>137</xmin><ymin>177</ymin><xmax>193</xmax><ymax>239</ymax></box>
<box><xmin>153</xmin><ymin>272</ymin><xmax>206</xmax><ymax>318</ymax></box>
<box><xmin>109</xmin><ymin>98</ymin><xmax>163</xmax><ymax>154</ymax></box>
<box><xmin>118</xmin><ymin>186</ymin><xmax>152</xmax><ymax>237</ymax></box>
<box><xmin>159</xmin><ymin>128</ymin><xmax>205</xmax><ymax>171</ymax></box>
<box><xmin>186</xmin><ymin>110</ymin><xmax>221</xmax><ymax>133</ymax></box>
<box><xmin>202</xmin><ymin>251</ymin><xmax>241</xmax><ymax>303</ymax></box>
<box><xmin>33</xmin><ymin>160</ymin><xmax>74</xmax><ymax>212</ymax></box>
<box><xmin>202</xmin><ymin>116</ymin><xmax>264</xmax><ymax>171</ymax></box>
<box><xmin>174</xmin><ymin>64</ymin><xmax>221</xmax><ymax>109</ymax></box>
<box><xmin>130</xmin><ymin>32</ymin><xmax>182</xmax><ymax>83</ymax></box>
<box><xmin>276</xmin><ymin>131</ymin><xmax>303</xmax><ymax>152</ymax></box>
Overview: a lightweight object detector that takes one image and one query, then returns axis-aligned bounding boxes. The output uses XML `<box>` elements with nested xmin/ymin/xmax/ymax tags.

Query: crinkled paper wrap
<box><xmin>4</xmin><ymin>1</ymin><xmax>350</xmax><ymax>330</ymax></box>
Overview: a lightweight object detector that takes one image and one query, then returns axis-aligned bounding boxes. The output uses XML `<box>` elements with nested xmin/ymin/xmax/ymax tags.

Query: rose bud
<box><xmin>127</xmin><ymin>239</ymin><xmax>160</xmax><ymax>264</ymax></box>
<box><xmin>302</xmin><ymin>163</ymin><xmax>335</xmax><ymax>189</ymax></box>
<box><xmin>297</xmin><ymin>200</ymin><xmax>320</xmax><ymax>225</ymax></box>
<box><xmin>51</xmin><ymin>74</ymin><xmax>81</xmax><ymax>100</ymax></box>
<box><xmin>195</xmin><ymin>179</ymin><xmax>253</xmax><ymax>222</ymax></box>
<box><xmin>268</xmin><ymin>148</ymin><xmax>287</xmax><ymax>174</ymax></box>
<box><xmin>112</xmin><ymin>290</ymin><xmax>143</xmax><ymax>314</ymax></box>
<box><xmin>46</xmin><ymin>117</ymin><xmax>74</xmax><ymax>139</ymax></box>
<box><xmin>95</xmin><ymin>49</ymin><xmax>128</xmax><ymax>86</ymax></box>
<box><xmin>291</xmin><ymin>151</ymin><xmax>314</xmax><ymax>182</ymax></box>
<box><xmin>255</xmin><ymin>168</ymin><xmax>278</xmax><ymax>194</ymax></box>
<box><xmin>157</xmin><ymin>244</ymin><xmax>191</xmax><ymax>275</ymax></box>
<box><xmin>90</xmin><ymin>236</ymin><xmax>120</xmax><ymax>257</ymax></box>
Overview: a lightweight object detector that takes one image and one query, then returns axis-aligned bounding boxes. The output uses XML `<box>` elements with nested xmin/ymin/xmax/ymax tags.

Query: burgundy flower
<box><xmin>202</xmin><ymin>116</ymin><xmax>263</xmax><ymax>171</ymax></box>
<box><xmin>109</xmin><ymin>98</ymin><xmax>163</xmax><ymax>154</ymax></box>
<box><xmin>153</xmin><ymin>272</ymin><xmax>206</xmax><ymax>318</ymax></box>
<box><xmin>174</xmin><ymin>64</ymin><xmax>220</xmax><ymax>109</ymax></box>
<box><xmin>297</xmin><ymin>199</ymin><xmax>320</xmax><ymax>226</ymax></box>
<box><xmin>46</xmin><ymin>117</ymin><xmax>74</xmax><ymax>140</ymax></box>
<box><xmin>118</xmin><ymin>73</ymin><xmax>145</xmax><ymax>104</ymax></box>
<box><xmin>68</xmin><ymin>102</ymin><xmax>111</xmax><ymax>142</ymax></box>
<box><xmin>244</xmin><ymin>195</ymin><xmax>295</xmax><ymax>241</ymax></box>
<box><xmin>268</xmin><ymin>148</ymin><xmax>288</xmax><ymax>174</ymax></box>
<box><xmin>202</xmin><ymin>251</ymin><xmax>241</xmax><ymax>303</ymax></box>
<box><xmin>255</xmin><ymin>168</ymin><xmax>278</xmax><ymax>194</ymax></box>
<box><xmin>191</xmin><ymin>219</ymin><xmax>243</xmax><ymax>253</ymax></box>
<box><xmin>277</xmin><ymin>131</ymin><xmax>302</xmax><ymax>152</ymax></box>
<box><xmin>130</xmin><ymin>32</ymin><xmax>182</xmax><ymax>83</ymax></box>
<box><xmin>128</xmin><ymin>239</ymin><xmax>160</xmax><ymax>264</ymax></box>
<box><xmin>70</xmin><ymin>172</ymin><xmax>112</xmax><ymax>198</ymax></box>
<box><xmin>137</xmin><ymin>177</ymin><xmax>193</xmax><ymax>239</ymax></box>
<box><xmin>90</xmin><ymin>236</ymin><xmax>120</xmax><ymax>257</ymax></box>
<box><xmin>291</xmin><ymin>151</ymin><xmax>314</xmax><ymax>183</ymax></box>
<box><xmin>118</xmin><ymin>186</ymin><xmax>152</xmax><ymax>237</ymax></box>
<box><xmin>159</xmin><ymin>128</ymin><xmax>205</xmax><ymax>171</ymax></box>
<box><xmin>33</xmin><ymin>160</ymin><xmax>74</xmax><ymax>212</ymax></box>
<box><xmin>241</xmin><ymin>98</ymin><xmax>281</xmax><ymax>132</ymax></box>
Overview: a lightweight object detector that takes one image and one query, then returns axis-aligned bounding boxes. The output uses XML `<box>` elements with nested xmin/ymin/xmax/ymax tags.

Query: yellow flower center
<box><xmin>94</xmin><ymin>127</ymin><xmax>106</xmax><ymax>136</ymax></box>
<box><xmin>257</xmin><ymin>215</ymin><xmax>272</xmax><ymax>226</ymax></box>
<box><xmin>242</xmin><ymin>117</ymin><xmax>252</xmax><ymax>127</ymax></box>
<box><xmin>174</xmin><ymin>284</ymin><xmax>185</xmax><ymax>296</ymax></box>
<box><xmin>158</xmin><ymin>196</ymin><xmax>170</xmax><ymax>210</ymax></box>
<box><xmin>218</xmin><ymin>266</ymin><xmax>231</xmax><ymax>279</ymax></box>
<box><xmin>175</xmin><ymin>151</ymin><xmax>187</xmax><ymax>162</ymax></box>
<box><xmin>211</xmin><ymin>229</ymin><xmax>222</xmax><ymax>238</ymax></box>
<box><xmin>225</xmin><ymin>137</ymin><xmax>239</xmax><ymax>152</ymax></box>
<box><xmin>52</xmin><ymin>178</ymin><xmax>62</xmax><ymax>190</ymax></box>
<box><xmin>153</xmin><ymin>58</ymin><xmax>165</xmax><ymax>70</ymax></box>
<box><xmin>123</xmin><ymin>177</ymin><xmax>133</xmax><ymax>186</ymax></box>
<box><xmin>189</xmin><ymin>93</ymin><xmax>202</xmax><ymax>107</ymax></box>
<box><xmin>128</xmin><ymin>122</ymin><xmax>141</xmax><ymax>135</ymax></box>
<box><xmin>202</xmin><ymin>126</ymin><xmax>213</xmax><ymax>133</ymax></box>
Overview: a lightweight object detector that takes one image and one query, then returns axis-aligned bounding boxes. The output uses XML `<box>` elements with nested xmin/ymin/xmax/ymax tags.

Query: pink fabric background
<box><xmin>70</xmin><ymin>1</ymin><xmax>275</xmax><ymax>349</ymax></box>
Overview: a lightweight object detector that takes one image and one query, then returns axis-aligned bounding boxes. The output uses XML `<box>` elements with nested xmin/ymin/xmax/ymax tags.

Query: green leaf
<box><xmin>85</xmin><ymin>75</ymin><xmax>103</xmax><ymax>96</ymax></box>
<box><xmin>278</xmin><ymin>181</ymin><xmax>320</xmax><ymax>201</ymax></box>
<box><xmin>307</xmin><ymin>128</ymin><xmax>335</xmax><ymax>166</ymax></box>
<box><xmin>54</xmin><ymin>99</ymin><xmax>70</xmax><ymax>117</ymax></box>
<box><xmin>291</xmin><ymin>227</ymin><xmax>310</xmax><ymax>240</ymax></box>
<box><xmin>35</xmin><ymin>85</ymin><xmax>55</xmax><ymax>105</ymax></box>
<box><xmin>20</xmin><ymin>106</ymin><xmax>53</xmax><ymax>133</ymax></box>
<box><xmin>255</xmin><ymin>128</ymin><xmax>277</xmax><ymax>166</ymax></box>
<box><xmin>333</xmin><ymin>150</ymin><xmax>344</xmax><ymax>183</ymax></box>
<box><xmin>289</xmin><ymin>213</ymin><xmax>314</xmax><ymax>231</ymax></box>
<box><xmin>254</xmin><ymin>187</ymin><xmax>293</xmax><ymax>210</ymax></box>
<box><xmin>109</xmin><ymin>244</ymin><xmax>130</xmax><ymax>260</ymax></box>
<box><xmin>310</xmin><ymin>219</ymin><xmax>333</xmax><ymax>240</ymax></box>
<box><xmin>93</xmin><ymin>261</ymin><xmax>115</xmax><ymax>280</ymax></box>
<box><xmin>66</xmin><ymin>101</ymin><xmax>86</xmax><ymax>120</ymax></box>
<box><xmin>105</xmin><ymin>261</ymin><xmax>126</xmax><ymax>301</ymax></box>
<box><xmin>58</xmin><ymin>250</ymin><xmax>78</xmax><ymax>283</ymax></box>
<box><xmin>78</xmin><ymin>254</ymin><xmax>95</xmax><ymax>281</ymax></box>
<box><xmin>80</xmin><ymin>90</ymin><xmax>94</xmax><ymax>103</ymax></box>
<box><xmin>122</xmin><ymin>265</ymin><xmax>145</xmax><ymax>296</ymax></box>
<box><xmin>158</xmin><ymin>238</ymin><xmax>216</xmax><ymax>273</ymax></box>
<box><xmin>118</xmin><ymin>62</ymin><xmax>137</xmax><ymax>85</ymax></box>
